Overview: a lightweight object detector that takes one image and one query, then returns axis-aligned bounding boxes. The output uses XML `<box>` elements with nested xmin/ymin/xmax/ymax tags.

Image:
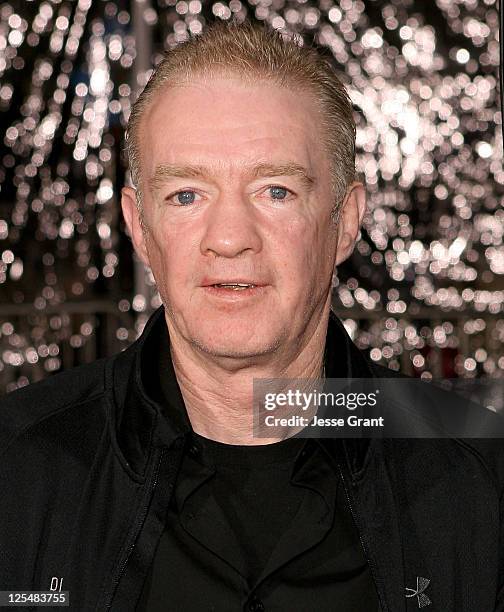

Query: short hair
<box><xmin>125</xmin><ymin>19</ymin><xmax>356</xmax><ymax>224</ymax></box>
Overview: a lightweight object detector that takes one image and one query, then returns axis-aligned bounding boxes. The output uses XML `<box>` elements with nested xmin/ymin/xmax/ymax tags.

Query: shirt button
<box><xmin>248</xmin><ymin>597</ymin><xmax>265</xmax><ymax>612</ymax></box>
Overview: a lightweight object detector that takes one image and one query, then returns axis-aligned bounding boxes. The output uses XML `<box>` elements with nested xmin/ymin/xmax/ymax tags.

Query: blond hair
<box><xmin>125</xmin><ymin>19</ymin><xmax>356</xmax><ymax>222</ymax></box>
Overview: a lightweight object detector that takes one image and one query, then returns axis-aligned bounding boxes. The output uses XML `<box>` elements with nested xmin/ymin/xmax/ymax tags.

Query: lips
<box><xmin>201</xmin><ymin>278</ymin><xmax>269</xmax><ymax>298</ymax></box>
<box><xmin>201</xmin><ymin>278</ymin><xmax>267</xmax><ymax>288</ymax></box>
<box><xmin>212</xmin><ymin>283</ymin><xmax>255</xmax><ymax>290</ymax></box>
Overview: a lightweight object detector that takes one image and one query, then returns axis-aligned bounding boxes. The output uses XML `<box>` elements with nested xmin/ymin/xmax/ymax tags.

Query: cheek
<box><xmin>145</xmin><ymin>229</ymin><xmax>190</xmax><ymax>294</ymax></box>
<box><xmin>272</xmin><ymin>215</ymin><xmax>330</xmax><ymax>281</ymax></box>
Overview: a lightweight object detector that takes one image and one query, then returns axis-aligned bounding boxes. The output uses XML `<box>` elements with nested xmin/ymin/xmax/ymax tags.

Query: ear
<box><xmin>334</xmin><ymin>181</ymin><xmax>366</xmax><ymax>267</ymax></box>
<box><xmin>120</xmin><ymin>187</ymin><xmax>151</xmax><ymax>267</ymax></box>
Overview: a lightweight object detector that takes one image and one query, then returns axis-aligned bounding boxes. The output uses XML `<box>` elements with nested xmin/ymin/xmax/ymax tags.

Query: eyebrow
<box><xmin>148</xmin><ymin>162</ymin><xmax>316</xmax><ymax>193</ymax></box>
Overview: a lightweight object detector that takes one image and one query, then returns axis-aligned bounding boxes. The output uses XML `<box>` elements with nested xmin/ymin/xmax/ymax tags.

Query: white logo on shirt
<box><xmin>405</xmin><ymin>576</ymin><xmax>431</xmax><ymax>608</ymax></box>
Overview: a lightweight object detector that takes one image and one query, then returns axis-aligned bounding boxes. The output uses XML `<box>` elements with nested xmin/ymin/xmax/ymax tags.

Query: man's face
<box><xmin>122</xmin><ymin>74</ymin><xmax>364</xmax><ymax>363</ymax></box>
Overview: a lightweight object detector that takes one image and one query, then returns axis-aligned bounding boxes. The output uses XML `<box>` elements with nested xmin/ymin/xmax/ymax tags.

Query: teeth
<box><xmin>214</xmin><ymin>283</ymin><xmax>255</xmax><ymax>289</ymax></box>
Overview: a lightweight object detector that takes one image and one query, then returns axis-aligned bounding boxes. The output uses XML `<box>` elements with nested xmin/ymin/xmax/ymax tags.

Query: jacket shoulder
<box><xmin>0</xmin><ymin>356</ymin><xmax>112</xmax><ymax>456</ymax></box>
<box><xmin>362</xmin><ymin>358</ymin><xmax>504</xmax><ymax>493</ymax></box>
<box><xmin>455</xmin><ymin>437</ymin><xmax>504</xmax><ymax>495</ymax></box>
<box><xmin>367</xmin><ymin>359</ymin><xmax>411</xmax><ymax>379</ymax></box>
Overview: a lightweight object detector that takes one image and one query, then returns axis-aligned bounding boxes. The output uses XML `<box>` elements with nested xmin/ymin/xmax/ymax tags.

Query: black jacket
<box><xmin>1</xmin><ymin>305</ymin><xmax>503</xmax><ymax>611</ymax></box>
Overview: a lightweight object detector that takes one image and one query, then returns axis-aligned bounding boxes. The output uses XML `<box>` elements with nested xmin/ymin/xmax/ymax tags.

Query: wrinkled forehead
<box><xmin>136</xmin><ymin>74</ymin><xmax>330</xmax><ymax>185</ymax></box>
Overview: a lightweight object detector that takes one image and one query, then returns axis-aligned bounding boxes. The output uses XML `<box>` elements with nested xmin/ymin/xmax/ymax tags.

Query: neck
<box><xmin>165</xmin><ymin>306</ymin><xmax>331</xmax><ymax>445</ymax></box>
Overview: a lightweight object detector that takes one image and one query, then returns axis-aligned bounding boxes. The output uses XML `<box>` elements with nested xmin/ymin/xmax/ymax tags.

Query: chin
<box><xmin>188</xmin><ymin>324</ymin><xmax>283</xmax><ymax>360</ymax></box>
<box><xmin>193</xmin><ymin>342</ymin><xmax>279</xmax><ymax>359</ymax></box>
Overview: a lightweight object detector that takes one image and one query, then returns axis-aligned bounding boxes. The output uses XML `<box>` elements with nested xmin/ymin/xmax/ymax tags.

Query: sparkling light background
<box><xmin>0</xmin><ymin>0</ymin><xmax>502</xmax><ymax>392</ymax></box>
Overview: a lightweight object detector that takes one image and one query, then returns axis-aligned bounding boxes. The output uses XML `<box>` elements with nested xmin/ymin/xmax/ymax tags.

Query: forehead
<box><xmin>139</xmin><ymin>75</ymin><xmax>328</xmax><ymax>180</ymax></box>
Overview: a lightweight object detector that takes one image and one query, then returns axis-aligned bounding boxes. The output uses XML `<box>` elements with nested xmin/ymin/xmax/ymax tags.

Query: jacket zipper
<box><xmin>102</xmin><ymin>446</ymin><xmax>166</xmax><ymax>611</ymax></box>
<box><xmin>338</xmin><ymin>463</ymin><xmax>387</xmax><ymax>612</ymax></box>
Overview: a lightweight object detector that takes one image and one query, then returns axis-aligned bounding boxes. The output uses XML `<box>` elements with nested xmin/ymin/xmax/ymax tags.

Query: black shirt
<box><xmin>136</xmin><ymin>324</ymin><xmax>380</xmax><ymax>611</ymax></box>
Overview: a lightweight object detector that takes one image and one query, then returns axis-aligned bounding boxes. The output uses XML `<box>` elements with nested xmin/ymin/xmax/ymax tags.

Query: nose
<box><xmin>200</xmin><ymin>190</ymin><xmax>263</xmax><ymax>259</ymax></box>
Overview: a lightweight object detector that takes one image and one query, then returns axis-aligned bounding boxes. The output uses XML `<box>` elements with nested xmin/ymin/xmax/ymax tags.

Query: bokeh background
<box><xmin>0</xmin><ymin>0</ymin><xmax>502</xmax><ymax>393</ymax></box>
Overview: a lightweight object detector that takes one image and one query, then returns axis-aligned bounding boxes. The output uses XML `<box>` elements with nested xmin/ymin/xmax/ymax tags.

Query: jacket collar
<box><xmin>321</xmin><ymin>309</ymin><xmax>377</xmax><ymax>478</ymax></box>
<box><xmin>109</xmin><ymin>305</ymin><xmax>376</xmax><ymax>479</ymax></box>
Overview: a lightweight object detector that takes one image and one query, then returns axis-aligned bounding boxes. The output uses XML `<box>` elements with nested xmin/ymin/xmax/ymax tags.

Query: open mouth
<box><xmin>211</xmin><ymin>283</ymin><xmax>256</xmax><ymax>291</ymax></box>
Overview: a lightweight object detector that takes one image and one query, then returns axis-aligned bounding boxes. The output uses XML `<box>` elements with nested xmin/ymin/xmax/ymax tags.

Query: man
<box><xmin>0</xmin><ymin>19</ymin><xmax>503</xmax><ymax>612</ymax></box>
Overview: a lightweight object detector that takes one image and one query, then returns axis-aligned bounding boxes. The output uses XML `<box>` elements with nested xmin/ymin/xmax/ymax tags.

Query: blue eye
<box><xmin>268</xmin><ymin>186</ymin><xmax>289</xmax><ymax>200</ymax></box>
<box><xmin>173</xmin><ymin>190</ymin><xmax>197</xmax><ymax>205</ymax></box>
